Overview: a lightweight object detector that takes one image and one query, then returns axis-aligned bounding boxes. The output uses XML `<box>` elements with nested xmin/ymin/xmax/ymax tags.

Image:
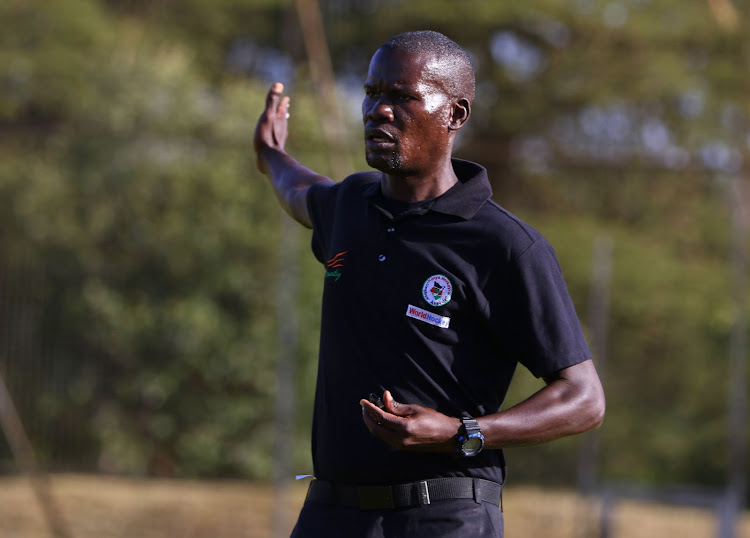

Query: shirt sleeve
<box><xmin>498</xmin><ymin>239</ymin><xmax>592</xmax><ymax>378</ymax></box>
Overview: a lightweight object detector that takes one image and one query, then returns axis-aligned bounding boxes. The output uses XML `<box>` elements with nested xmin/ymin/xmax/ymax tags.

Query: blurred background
<box><xmin>0</xmin><ymin>0</ymin><xmax>748</xmax><ymax>537</ymax></box>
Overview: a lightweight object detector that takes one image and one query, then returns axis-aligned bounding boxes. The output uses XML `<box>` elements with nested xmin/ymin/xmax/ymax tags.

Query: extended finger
<box><xmin>265</xmin><ymin>82</ymin><xmax>284</xmax><ymax>114</ymax></box>
<box><xmin>277</xmin><ymin>96</ymin><xmax>290</xmax><ymax>120</ymax></box>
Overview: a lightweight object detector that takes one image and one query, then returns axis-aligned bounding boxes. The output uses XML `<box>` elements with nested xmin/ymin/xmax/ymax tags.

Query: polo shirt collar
<box><xmin>363</xmin><ymin>158</ymin><xmax>493</xmax><ymax>220</ymax></box>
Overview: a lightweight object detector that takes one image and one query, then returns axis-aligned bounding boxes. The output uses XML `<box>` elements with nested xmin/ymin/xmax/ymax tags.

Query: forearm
<box><xmin>477</xmin><ymin>367</ymin><xmax>605</xmax><ymax>449</ymax></box>
<box><xmin>254</xmin><ymin>82</ymin><xmax>334</xmax><ymax>227</ymax></box>
<box><xmin>361</xmin><ymin>363</ymin><xmax>604</xmax><ymax>454</ymax></box>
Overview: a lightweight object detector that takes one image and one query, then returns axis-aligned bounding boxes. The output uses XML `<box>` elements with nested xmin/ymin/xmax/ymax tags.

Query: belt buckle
<box><xmin>357</xmin><ymin>485</ymin><xmax>395</xmax><ymax>510</ymax></box>
<box><xmin>419</xmin><ymin>480</ymin><xmax>431</xmax><ymax>506</ymax></box>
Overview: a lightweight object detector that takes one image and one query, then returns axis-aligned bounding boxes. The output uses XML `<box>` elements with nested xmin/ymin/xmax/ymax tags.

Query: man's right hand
<box><xmin>251</xmin><ymin>82</ymin><xmax>334</xmax><ymax>228</ymax></box>
<box><xmin>253</xmin><ymin>82</ymin><xmax>290</xmax><ymax>174</ymax></box>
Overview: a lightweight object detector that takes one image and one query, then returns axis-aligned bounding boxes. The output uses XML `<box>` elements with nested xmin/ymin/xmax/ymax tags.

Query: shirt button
<box><xmin>378</xmin><ymin>254</ymin><xmax>386</xmax><ymax>262</ymax></box>
<box><xmin>387</xmin><ymin>227</ymin><xmax>395</xmax><ymax>232</ymax></box>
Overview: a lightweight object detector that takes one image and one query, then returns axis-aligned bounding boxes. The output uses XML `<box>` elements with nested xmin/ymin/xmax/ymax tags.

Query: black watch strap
<box><xmin>461</xmin><ymin>417</ymin><xmax>481</xmax><ymax>436</ymax></box>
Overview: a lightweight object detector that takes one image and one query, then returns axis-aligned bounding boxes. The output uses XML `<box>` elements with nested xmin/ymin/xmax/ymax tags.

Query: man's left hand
<box><xmin>359</xmin><ymin>391</ymin><xmax>461</xmax><ymax>453</ymax></box>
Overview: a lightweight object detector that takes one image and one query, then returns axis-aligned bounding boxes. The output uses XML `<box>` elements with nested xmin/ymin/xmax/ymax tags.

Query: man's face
<box><xmin>362</xmin><ymin>48</ymin><xmax>454</xmax><ymax>176</ymax></box>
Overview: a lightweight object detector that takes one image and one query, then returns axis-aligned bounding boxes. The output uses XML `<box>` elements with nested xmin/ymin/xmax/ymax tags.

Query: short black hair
<box><xmin>380</xmin><ymin>31</ymin><xmax>475</xmax><ymax>102</ymax></box>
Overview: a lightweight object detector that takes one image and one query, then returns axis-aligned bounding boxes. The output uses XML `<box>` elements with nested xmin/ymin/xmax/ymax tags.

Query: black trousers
<box><xmin>290</xmin><ymin>497</ymin><xmax>503</xmax><ymax>538</ymax></box>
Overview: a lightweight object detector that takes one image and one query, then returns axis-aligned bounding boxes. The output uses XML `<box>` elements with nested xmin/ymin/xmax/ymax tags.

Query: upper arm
<box><xmin>260</xmin><ymin>146</ymin><xmax>335</xmax><ymax>228</ymax></box>
<box><xmin>285</xmin><ymin>185</ymin><xmax>315</xmax><ymax>228</ymax></box>
<box><xmin>542</xmin><ymin>359</ymin><xmax>598</xmax><ymax>385</ymax></box>
<box><xmin>284</xmin><ymin>177</ymin><xmax>335</xmax><ymax>229</ymax></box>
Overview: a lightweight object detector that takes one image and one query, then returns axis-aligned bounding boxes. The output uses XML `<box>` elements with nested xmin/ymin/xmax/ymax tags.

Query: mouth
<box><xmin>365</xmin><ymin>127</ymin><xmax>396</xmax><ymax>148</ymax></box>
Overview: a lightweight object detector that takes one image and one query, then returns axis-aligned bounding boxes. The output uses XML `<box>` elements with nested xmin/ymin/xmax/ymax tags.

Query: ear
<box><xmin>448</xmin><ymin>98</ymin><xmax>471</xmax><ymax>131</ymax></box>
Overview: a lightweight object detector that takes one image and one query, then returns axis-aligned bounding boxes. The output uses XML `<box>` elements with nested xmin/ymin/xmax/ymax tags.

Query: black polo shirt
<box><xmin>306</xmin><ymin>158</ymin><xmax>591</xmax><ymax>486</ymax></box>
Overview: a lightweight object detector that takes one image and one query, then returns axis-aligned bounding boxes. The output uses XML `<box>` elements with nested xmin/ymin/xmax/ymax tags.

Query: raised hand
<box><xmin>253</xmin><ymin>82</ymin><xmax>290</xmax><ymax>174</ymax></box>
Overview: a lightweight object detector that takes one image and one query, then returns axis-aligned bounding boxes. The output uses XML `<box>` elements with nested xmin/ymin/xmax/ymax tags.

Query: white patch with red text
<box><xmin>406</xmin><ymin>304</ymin><xmax>451</xmax><ymax>329</ymax></box>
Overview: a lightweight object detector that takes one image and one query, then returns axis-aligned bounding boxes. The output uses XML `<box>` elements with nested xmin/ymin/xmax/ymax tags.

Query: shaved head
<box><xmin>379</xmin><ymin>31</ymin><xmax>475</xmax><ymax>103</ymax></box>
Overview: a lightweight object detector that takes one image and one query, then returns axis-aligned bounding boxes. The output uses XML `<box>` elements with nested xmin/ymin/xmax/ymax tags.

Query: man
<box><xmin>254</xmin><ymin>31</ymin><xmax>605</xmax><ymax>538</ymax></box>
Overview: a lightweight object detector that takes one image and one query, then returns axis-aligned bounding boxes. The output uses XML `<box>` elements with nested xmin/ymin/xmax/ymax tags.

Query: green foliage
<box><xmin>0</xmin><ymin>0</ymin><xmax>334</xmax><ymax>478</ymax></box>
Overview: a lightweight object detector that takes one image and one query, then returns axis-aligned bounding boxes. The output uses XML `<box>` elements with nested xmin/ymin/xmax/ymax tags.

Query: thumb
<box><xmin>383</xmin><ymin>390</ymin><xmax>413</xmax><ymax>417</ymax></box>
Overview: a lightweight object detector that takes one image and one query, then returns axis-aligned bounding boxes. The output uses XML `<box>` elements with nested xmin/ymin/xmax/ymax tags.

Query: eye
<box><xmin>365</xmin><ymin>88</ymin><xmax>379</xmax><ymax>98</ymax></box>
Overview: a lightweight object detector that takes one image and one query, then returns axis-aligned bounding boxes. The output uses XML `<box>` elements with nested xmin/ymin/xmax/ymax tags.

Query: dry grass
<box><xmin>0</xmin><ymin>474</ymin><xmax>748</xmax><ymax>538</ymax></box>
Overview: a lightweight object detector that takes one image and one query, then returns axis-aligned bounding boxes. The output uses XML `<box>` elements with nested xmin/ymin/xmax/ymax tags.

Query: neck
<box><xmin>380</xmin><ymin>159</ymin><xmax>458</xmax><ymax>202</ymax></box>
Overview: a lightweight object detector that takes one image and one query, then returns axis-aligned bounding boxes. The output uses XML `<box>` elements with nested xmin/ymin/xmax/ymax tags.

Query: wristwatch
<box><xmin>457</xmin><ymin>417</ymin><xmax>485</xmax><ymax>457</ymax></box>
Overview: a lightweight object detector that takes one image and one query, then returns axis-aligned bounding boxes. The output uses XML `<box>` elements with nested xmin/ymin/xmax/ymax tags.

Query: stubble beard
<box><xmin>366</xmin><ymin>149</ymin><xmax>403</xmax><ymax>174</ymax></box>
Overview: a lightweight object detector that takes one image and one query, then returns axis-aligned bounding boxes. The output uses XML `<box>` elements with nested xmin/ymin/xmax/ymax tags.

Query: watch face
<box><xmin>463</xmin><ymin>437</ymin><xmax>482</xmax><ymax>453</ymax></box>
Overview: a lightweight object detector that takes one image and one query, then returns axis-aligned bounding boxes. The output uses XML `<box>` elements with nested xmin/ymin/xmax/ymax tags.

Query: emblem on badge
<box><xmin>422</xmin><ymin>274</ymin><xmax>452</xmax><ymax>307</ymax></box>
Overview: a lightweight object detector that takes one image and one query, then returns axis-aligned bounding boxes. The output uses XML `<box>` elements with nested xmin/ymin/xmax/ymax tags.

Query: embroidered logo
<box><xmin>325</xmin><ymin>251</ymin><xmax>348</xmax><ymax>282</ymax></box>
<box><xmin>406</xmin><ymin>304</ymin><xmax>451</xmax><ymax>329</ymax></box>
<box><xmin>422</xmin><ymin>274</ymin><xmax>452</xmax><ymax>307</ymax></box>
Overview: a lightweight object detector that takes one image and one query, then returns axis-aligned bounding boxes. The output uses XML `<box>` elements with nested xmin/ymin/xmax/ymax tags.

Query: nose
<box><xmin>364</xmin><ymin>98</ymin><xmax>394</xmax><ymax>122</ymax></box>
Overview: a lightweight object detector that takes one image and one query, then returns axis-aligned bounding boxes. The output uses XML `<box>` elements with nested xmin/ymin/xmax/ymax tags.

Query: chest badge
<box><xmin>325</xmin><ymin>251</ymin><xmax>347</xmax><ymax>282</ymax></box>
<box><xmin>422</xmin><ymin>274</ymin><xmax>452</xmax><ymax>307</ymax></box>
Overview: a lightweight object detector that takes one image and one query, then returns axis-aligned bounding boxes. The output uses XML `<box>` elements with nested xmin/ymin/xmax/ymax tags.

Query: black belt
<box><xmin>305</xmin><ymin>477</ymin><xmax>502</xmax><ymax>510</ymax></box>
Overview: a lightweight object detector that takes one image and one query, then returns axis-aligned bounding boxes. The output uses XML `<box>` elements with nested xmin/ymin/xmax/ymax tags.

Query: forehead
<box><xmin>365</xmin><ymin>48</ymin><xmax>443</xmax><ymax>89</ymax></box>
